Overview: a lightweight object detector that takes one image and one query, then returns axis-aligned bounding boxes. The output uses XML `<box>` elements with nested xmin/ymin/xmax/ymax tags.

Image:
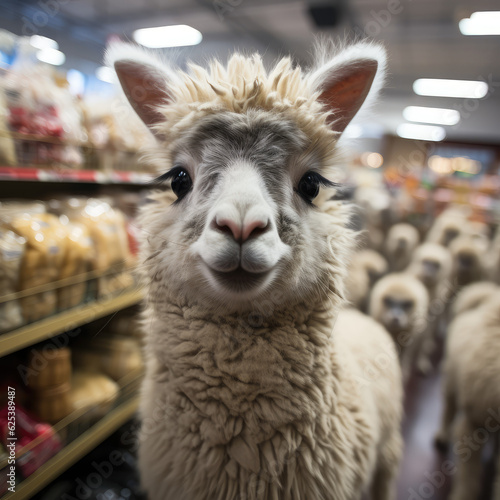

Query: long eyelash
<box><xmin>151</xmin><ymin>166</ymin><xmax>184</xmax><ymax>187</ymax></box>
<box><xmin>314</xmin><ymin>173</ymin><xmax>339</xmax><ymax>189</ymax></box>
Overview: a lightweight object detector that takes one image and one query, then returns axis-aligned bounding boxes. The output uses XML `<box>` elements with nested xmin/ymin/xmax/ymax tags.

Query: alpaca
<box><xmin>406</xmin><ymin>243</ymin><xmax>453</xmax><ymax>305</ymax></box>
<box><xmin>449</xmin><ymin>234</ymin><xmax>488</xmax><ymax>288</ymax></box>
<box><xmin>406</xmin><ymin>242</ymin><xmax>453</xmax><ymax>340</ymax></box>
<box><xmin>435</xmin><ymin>291</ymin><xmax>500</xmax><ymax>500</ymax></box>
<box><xmin>109</xmin><ymin>41</ymin><xmax>402</xmax><ymax>500</ymax></box>
<box><xmin>369</xmin><ymin>273</ymin><xmax>429</xmax><ymax>380</ymax></box>
<box><xmin>354</xmin><ymin>186</ymin><xmax>391</xmax><ymax>252</ymax></box>
<box><xmin>486</xmin><ymin>227</ymin><xmax>500</xmax><ymax>284</ymax></box>
<box><xmin>346</xmin><ymin>249</ymin><xmax>388</xmax><ymax>311</ymax></box>
<box><xmin>451</xmin><ymin>281</ymin><xmax>499</xmax><ymax>318</ymax></box>
<box><xmin>384</xmin><ymin>223</ymin><xmax>419</xmax><ymax>272</ymax></box>
<box><xmin>345</xmin><ymin>260</ymin><xmax>370</xmax><ymax>311</ymax></box>
<box><xmin>425</xmin><ymin>207</ymin><xmax>468</xmax><ymax>247</ymax></box>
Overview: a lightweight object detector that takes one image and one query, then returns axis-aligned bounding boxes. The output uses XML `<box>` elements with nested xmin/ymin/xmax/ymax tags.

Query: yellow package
<box><xmin>58</xmin><ymin>219</ymin><xmax>94</xmax><ymax>310</ymax></box>
<box><xmin>8</xmin><ymin>211</ymin><xmax>67</xmax><ymax>322</ymax></box>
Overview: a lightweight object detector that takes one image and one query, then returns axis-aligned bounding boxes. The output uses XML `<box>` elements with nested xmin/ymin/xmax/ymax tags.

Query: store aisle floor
<box><xmin>397</xmin><ymin>365</ymin><xmax>497</xmax><ymax>500</ymax></box>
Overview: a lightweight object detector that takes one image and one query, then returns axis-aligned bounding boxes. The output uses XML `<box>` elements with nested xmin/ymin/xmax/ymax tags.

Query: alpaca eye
<box><xmin>297</xmin><ymin>171</ymin><xmax>321</xmax><ymax>203</ymax></box>
<box><xmin>171</xmin><ymin>169</ymin><xmax>192</xmax><ymax>199</ymax></box>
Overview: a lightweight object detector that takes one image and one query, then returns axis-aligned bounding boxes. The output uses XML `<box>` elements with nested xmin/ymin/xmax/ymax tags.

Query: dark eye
<box><xmin>383</xmin><ymin>297</ymin><xmax>394</xmax><ymax>308</ymax></box>
<box><xmin>152</xmin><ymin>165</ymin><xmax>193</xmax><ymax>200</ymax></box>
<box><xmin>171</xmin><ymin>168</ymin><xmax>192</xmax><ymax>199</ymax></box>
<box><xmin>163</xmin><ymin>167</ymin><xmax>193</xmax><ymax>198</ymax></box>
<box><xmin>401</xmin><ymin>300</ymin><xmax>414</xmax><ymax>311</ymax></box>
<box><xmin>297</xmin><ymin>171</ymin><xmax>322</xmax><ymax>203</ymax></box>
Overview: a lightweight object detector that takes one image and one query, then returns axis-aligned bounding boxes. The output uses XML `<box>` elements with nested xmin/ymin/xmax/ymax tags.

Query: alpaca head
<box><xmin>108</xmin><ymin>42</ymin><xmax>385</xmax><ymax>313</ymax></box>
<box><xmin>369</xmin><ymin>273</ymin><xmax>429</xmax><ymax>335</ymax></box>
<box><xmin>408</xmin><ymin>242</ymin><xmax>452</xmax><ymax>290</ymax></box>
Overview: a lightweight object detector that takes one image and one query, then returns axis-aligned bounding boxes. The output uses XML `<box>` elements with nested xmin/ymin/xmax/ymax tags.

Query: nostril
<box><xmin>242</xmin><ymin>219</ymin><xmax>270</xmax><ymax>242</ymax></box>
<box><xmin>212</xmin><ymin>217</ymin><xmax>242</xmax><ymax>241</ymax></box>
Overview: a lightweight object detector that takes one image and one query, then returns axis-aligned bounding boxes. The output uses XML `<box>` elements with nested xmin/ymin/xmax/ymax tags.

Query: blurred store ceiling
<box><xmin>1</xmin><ymin>0</ymin><xmax>500</xmax><ymax>143</ymax></box>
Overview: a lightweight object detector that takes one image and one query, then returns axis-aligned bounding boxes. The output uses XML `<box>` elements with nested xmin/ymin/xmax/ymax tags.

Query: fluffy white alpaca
<box><xmin>451</xmin><ymin>281</ymin><xmax>499</xmax><ymax>318</ymax></box>
<box><xmin>406</xmin><ymin>242</ymin><xmax>453</xmax><ymax>305</ymax></box>
<box><xmin>425</xmin><ymin>207</ymin><xmax>468</xmax><ymax>247</ymax></box>
<box><xmin>345</xmin><ymin>249</ymin><xmax>388</xmax><ymax>311</ymax></box>
<box><xmin>384</xmin><ymin>223</ymin><xmax>419</xmax><ymax>272</ymax></box>
<box><xmin>486</xmin><ymin>227</ymin><xmax>500</xmax><ymax>284</ymax></box>
<box><xmin>369</xmin><ymin>273</ymin><xmax>429</xmax><ymax>380</ymax></box>
<box><xmin>435</xmin><ymin>291</ymin><xmax>500</xmax><ymax>500</ymax></box>
<box><xmin>406</xmin><ymin>242</ymin><xmax>453</xmax><ymax>343</ymax></box>
<box><xmin>108</xmin><ymin>41</ymin><xmax>402</xmax><ymax>500</ymax></box>
<box><xmin>449</xmin><ymin>234</ymin><xmax>488</xmax><ymax>288</ymax></box>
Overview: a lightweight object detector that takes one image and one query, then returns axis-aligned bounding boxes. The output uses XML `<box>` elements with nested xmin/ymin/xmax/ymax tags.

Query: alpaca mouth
<box><xmin>207</xmin><ymin>265</ymin><xmax>271</xmax><ymax>292</ymax></box>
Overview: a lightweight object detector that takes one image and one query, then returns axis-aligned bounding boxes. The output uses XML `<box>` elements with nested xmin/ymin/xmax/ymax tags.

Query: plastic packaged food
<box><xmin>1</xmin><ymin>203</ymin><xmax>67</xmax><ymax>322</ymax></box>
<box><xmin>31</xmin><ymin>381</ymin><xmax>72</xmax><ymax>424</ymax></box>
<box><xmin>73</xmin><ymin>336</ymin><xmax>143</xmax><ymax>381</ymax></box>
<box><xmin>58</xmin><ymin>219</ymin><xmax>93</xmax><ymax>309</ymax></box>
<box><xmin>1</xmin><ymin>65</ymin><xmax>85</xmax><ymax>168</ymax></box>
<box><xmin>26</xmin><ymin>347</ymin><xmax>71</xmax><ymax>390</ymax></box>
<box><xmin>70</xmin><ymin>372</ymin><xmax>119</xmax><ymax>419</ymax></box>
<box><xmin>58</xmin><ymin>198</ymin><xmax>133</xmax><ymax>297</ymax></box>
<box><xmin>0</xmin><ymin>86</ymin><xmax>16</xmax><ymax>166</ymax></box>
<box><xmin>0</xmin><ymin>227</ymin><xmax>25</xmax><ymax>332</ymax></box>
<box><xmin>0</xmin><ymin>404</ymin><xmax>62</xmax><ymax>478</ymax></box>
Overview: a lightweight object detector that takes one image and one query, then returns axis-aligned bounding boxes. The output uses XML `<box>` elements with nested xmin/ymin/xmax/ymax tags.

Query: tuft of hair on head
<box><xmin>105</xmin><ymin>39</ymin><xmax>386</xmax><ymax>146</ymax></box>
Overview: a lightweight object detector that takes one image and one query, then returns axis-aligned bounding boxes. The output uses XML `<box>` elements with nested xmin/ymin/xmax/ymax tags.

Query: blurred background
<box><xmin>0</xmin><ymin>1</ymin><xmax>499</xmax><ymax>499</ymax></box>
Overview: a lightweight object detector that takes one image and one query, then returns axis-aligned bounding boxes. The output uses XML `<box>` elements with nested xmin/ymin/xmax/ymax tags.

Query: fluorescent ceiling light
<box><xmin>403</xmin><ymin>106</ymin><xmax>460</xmax><ymax>126</ymax></box>
<box><xmin>67</xmin><ymin>69</ymin><xmax>85</xmax><ymax>95</ymax></box>
<box><xmin>397</xmin><ymin>123</ymin><xmax>446</xmax><ymax>142</ymax></box>
<box><xmin>30</xmin><ymin>35</ymin><xmax>58</xmax><ymax>50</ymax></box>
<box><xmin>133</xmin><ymin>25</ymin><xmax>202</xmax><ymax>48</ymax></box>
<box><xmin>36</xmin><ymin>48</ymin><xmax>65</xmax><ymax>66</ymax></box>
<box><xmin>413</xmin><ymin>78</ymin><xmax>488</xmax><ymax>99</ymax></box>
<box><xmin>459</xmin><ymin>11</ymin><xmax>500</xmax><ymax>35</ymax></box>
<box><xmin>96</xmin><ymin>66</ymin><xmax>117</xmax><ymax>84</ymax></box>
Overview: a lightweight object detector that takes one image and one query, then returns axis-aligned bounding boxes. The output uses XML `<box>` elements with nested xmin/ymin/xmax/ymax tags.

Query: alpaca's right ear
<box><xmin>105</xmin><ymin>43</ymin><xmax>173</xmax><ymax>133</ymax></box>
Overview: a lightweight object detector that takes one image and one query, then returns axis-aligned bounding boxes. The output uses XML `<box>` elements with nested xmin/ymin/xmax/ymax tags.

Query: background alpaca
<box><xmin>384</xmin><ymin>223</ymin><xmax>419</xmax><ymax>272</ymax></box>
<box><xmin>369</xmin><ymin>273</ymin><xmax>429</xmax><ymax>380</ymax></box>
<box><xmin>435</xmin><ymin>291</ymin><xmax>500</xmax><ymax>500</ymax></box>
<box><xmin>406</xmin><ymin>243</ymin><xmax>453</xmax><ymax>303</ymax></box>
<box><xmin>486</xmin><ymin>227</ymin><xmax>500</xmax><ymax>284</ymax></box>
<box><xmin>406</xmin><ymin>242</ymin><xmax>453</xmax><ymax>339</ymax></box>
<box><xmin>449</xmin><ymin>234</ymin><xmax>488</xmax><ymax>288</ymax></box>
<box><xmin>451</xmin><ymin>281</ymin><xmax>499</xmax><ymax>318</ymax></box>
<box><xmin>425</xmin><ymin>207</ymin><xmax>468</xmax><ymax>247</ymax></box>
<box><xmin>109</xmin><ymin>41</ymin><xmax>402</xmax><ymax>500</ymax></box>
<box><xmin>345</xmin><ymin>249</ymin><xmax>388</xmax><ymax>311</ymax></box>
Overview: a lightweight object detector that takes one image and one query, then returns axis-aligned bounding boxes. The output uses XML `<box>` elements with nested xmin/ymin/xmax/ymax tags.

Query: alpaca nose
<box><xmin>213</xmin><ymin>216</ymin><xmax>270</xmax><ymax>242</ymax></box>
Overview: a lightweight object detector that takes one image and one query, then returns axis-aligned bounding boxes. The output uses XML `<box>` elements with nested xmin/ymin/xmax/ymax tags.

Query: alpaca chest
<box><xmin>138</xmin><ymin>367</ymin><xmax>373</xmax><ymax>500</ymax></box>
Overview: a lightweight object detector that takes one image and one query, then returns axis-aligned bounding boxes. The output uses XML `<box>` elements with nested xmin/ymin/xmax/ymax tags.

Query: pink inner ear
<box><xmin>319</xmin><ymin>60</ymin><xmax>378</xmax><ymax>132</ymax></box>
<box><xmin>114</xmin><ymin>60</ymin><xmax>169</xmax><ymax>130</ymax></box>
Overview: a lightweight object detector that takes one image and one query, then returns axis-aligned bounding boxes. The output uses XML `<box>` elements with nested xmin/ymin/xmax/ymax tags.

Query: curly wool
<box><xmin>437</xmin><ymin>291</ymin><xmax>500</xmax><ymax>499</ymax></box>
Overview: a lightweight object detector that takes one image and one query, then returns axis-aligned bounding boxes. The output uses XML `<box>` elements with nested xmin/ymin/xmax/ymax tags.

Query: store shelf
<box><xmin>0</xmin><ymin>166</ymin><xmax>153</xmax><ymax>184</ymax></box>
<box><xmin>0</xmin><ymin>289</ymin><xmax>144</xmax><ymax>358</ymax></box>
<box><xmin>3</xmin><ymin>395</ymin><xmax>139</xmax><ymax>500</ymax></box>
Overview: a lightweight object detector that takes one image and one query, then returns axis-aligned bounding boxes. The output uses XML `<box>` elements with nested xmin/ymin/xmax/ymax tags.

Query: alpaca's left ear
<box><xmin>310</xmin><ymin>42</ymin><xmax>386</xmax><ymax>133</ymax></box>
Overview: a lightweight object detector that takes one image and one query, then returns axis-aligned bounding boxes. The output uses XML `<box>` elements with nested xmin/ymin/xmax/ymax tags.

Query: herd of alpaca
<box><xmin>349</xmin><ymin>205</ymin><xmax>500</xmax><ymax>499</ymax></box>
<box><xmin>109</xmin><ymin>40</ymin><xmax>500</xmax><ymax>500</ymax></box>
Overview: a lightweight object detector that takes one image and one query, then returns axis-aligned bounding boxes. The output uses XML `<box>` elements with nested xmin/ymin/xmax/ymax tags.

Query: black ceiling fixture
<box><xmin>308</xmin><ymin>1</ymin><xmax>345</xmax><ymax>28</ymax></box>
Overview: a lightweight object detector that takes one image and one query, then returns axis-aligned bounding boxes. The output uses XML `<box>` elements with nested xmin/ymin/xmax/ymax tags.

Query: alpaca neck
<box><xmin>146</xmin><ymin>297</ymin><xmax>341</xmax><ymax>435</ymax></box>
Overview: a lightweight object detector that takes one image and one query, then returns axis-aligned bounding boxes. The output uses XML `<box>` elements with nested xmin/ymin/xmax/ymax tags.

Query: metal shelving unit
<box><xmin>0</xmin><ymin>289</ymin><xmax>144</xmax><ymax>358</ymax></box>
<box><xmin>3</xmin><ymin>396</ymin><xmax>140</xmax><ymax>500</ymax></box>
